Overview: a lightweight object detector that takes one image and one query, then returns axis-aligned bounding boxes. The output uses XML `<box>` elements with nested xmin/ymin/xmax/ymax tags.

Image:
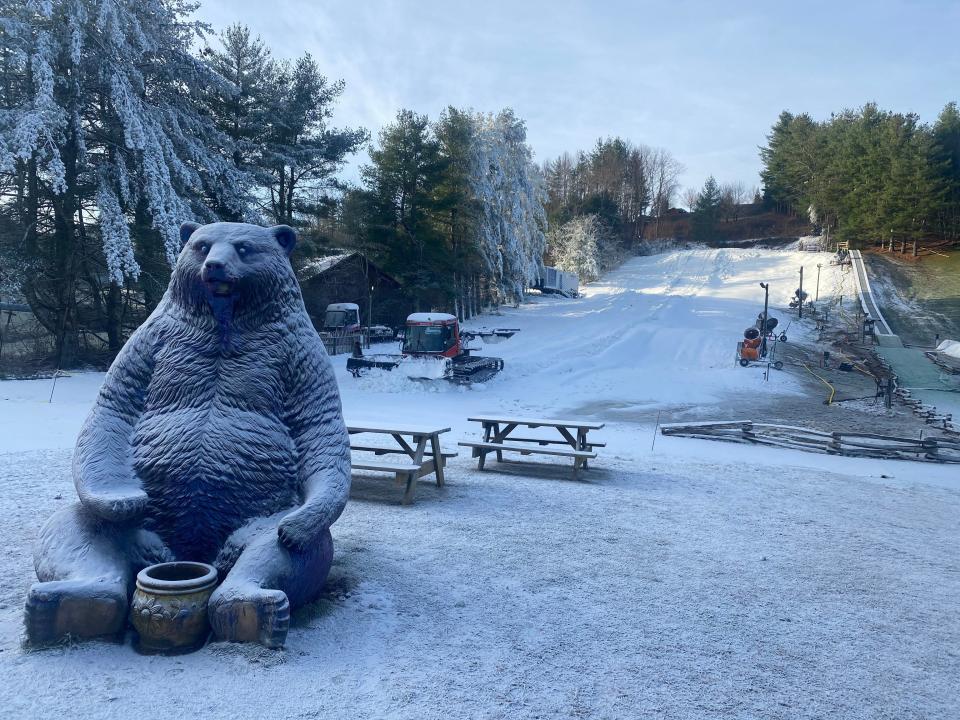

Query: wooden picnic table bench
<box><xmin>346</xmin><ymin>421</ymin><xmax>456</xmax><ymax>505</ymax></box>
<box><xmin>459</xmin><ymin>416</ymin><xmax>604</xmax><ymax>478</ymax></box>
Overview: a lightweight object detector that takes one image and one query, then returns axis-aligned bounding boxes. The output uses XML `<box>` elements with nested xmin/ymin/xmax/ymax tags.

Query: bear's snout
<box><xmin>201</xmin><ymin>252</ymin><xmax>237</xmax><ymax>298</ymax></box>
<box><xmin>202</xmin><ymin>259</ymin><xmax>227</xmax><ymax>278</ymax></box>
<box><xmin>200</xmin><ymin>243</ymin><xmax>238</xmax><ymax>293</ymax></box>
<box><xmin>202</xmin><ymin>245</ymin><xmax>235</xmax><ymax>270</ymax></box>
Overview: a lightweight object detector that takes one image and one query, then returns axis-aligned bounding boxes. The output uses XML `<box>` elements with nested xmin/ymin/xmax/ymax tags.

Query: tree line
<box><xmin>539</xmin><ymin>138</ymin><xmax>683</xmax><ymax>282</ymax></box>
<box><xmin>0</xmin><ymin>0</ymin><xmax>727</xmax><ymax>370</ymax></box>
<box><xmin>758</xmin><ymin>102</ymin><xmax>960</xmax><ymax>246</ymax></box>
<box><xmin>0</xmin><ymin>1</ymin><xmax>551</xmax><ymax>367</ymax></box>
<box><xmin>335</xmin><ymin>107</ymin><xmax>546</xmax><ymax>318</ymax></box>
<box><xmin>340</xmin><ymin>129</ymin><xmax>687</xmax><ymax>306</ymax></box>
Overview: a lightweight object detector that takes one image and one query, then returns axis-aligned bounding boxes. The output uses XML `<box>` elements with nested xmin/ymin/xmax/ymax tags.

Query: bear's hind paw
<box><xmin>208</xmin><ymin>587</ymin><xmax>290</xmax><ymax>649</ymax></box>
<box><xmin>24</xmin><ymin>580</ymin><xmax>128</xmax><ymax>648</ymax></box>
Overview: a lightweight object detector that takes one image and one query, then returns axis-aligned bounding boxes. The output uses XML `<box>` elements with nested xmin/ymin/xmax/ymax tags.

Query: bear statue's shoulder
<box><xmin>279</xmin><ymin>312</ymin><xmax>335</xmax><ymax>378</ymax></box>
<box><xmin>117</xmin><ymin>301</ymin><xmax>174</xmax><ymax>355</ymax></box>
<box><xmin>284</xmin><ymin>313</ymin><xmax>326</xmax><ymax>355</ymax></box>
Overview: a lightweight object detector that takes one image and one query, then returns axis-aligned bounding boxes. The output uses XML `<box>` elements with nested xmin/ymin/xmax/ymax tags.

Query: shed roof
<box><xmin>299</xmin><ymin>253</ymin><xmax>352</xmax><ymax>281</ymax></box>
<box><xmin>298</xmin><ymin>252</ymin><xmax>401</xmax><ymax>287</ymax></box>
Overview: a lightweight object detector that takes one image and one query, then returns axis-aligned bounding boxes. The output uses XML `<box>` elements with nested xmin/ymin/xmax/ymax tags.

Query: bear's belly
<box><xmin>133</xmin><ymin>406</ymin><xmax>299</xmax><ymax>562</ymax></box>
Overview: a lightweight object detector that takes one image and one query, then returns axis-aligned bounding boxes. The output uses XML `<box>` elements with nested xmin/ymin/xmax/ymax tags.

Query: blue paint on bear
<box><xmin>25</xmin><ymin>222</ymin><xmax>351</xmax><ymax>649</ymax></box>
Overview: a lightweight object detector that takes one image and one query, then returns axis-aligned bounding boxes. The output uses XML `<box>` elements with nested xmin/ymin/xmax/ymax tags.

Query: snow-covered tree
<box><xmin>2</xmin><ymin>0</ymin><xmax>253</xmax><ymax>273</ymax></box>
<box><xmin>469</xmin><ymin>109</ymin><xmax>547</xmax><ymax>303</ymax></box>
<box><xmin>548</xmin><ymin>216</ymin><xmax>599</xmax><ymax>283</ymax></box>
<box><xmin>546</xmin><ymin>214</ymin><xmax>619</xmax><ymax>283</ymax></box>
<box><xmin>0</xmin><ymin>0</ymin><xmax>257</xmax><ymax>360</ymax></box>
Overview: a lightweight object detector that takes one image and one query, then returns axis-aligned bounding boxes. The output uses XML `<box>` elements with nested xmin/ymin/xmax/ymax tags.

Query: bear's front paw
<box><xmin>83</xmin><ymin>487</ymin><xmax>149</xmax><ymax>523</ymax></box>
<box><xmin>277</xmin><ymin>512</ymin><xmax>318</xmax><ymax>550</ymax></box>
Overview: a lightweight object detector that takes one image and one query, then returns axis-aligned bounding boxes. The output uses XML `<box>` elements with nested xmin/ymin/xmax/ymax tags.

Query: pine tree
<box><xmin>206</xmin><ymin>24</ymin><xmax>276</xmax><ymax>178</ymax></box>
<box><xmin>434</xmin><ymin>107</ymin><xmax>482</xmax><ymax>318</ymax></box>
<box><xmin>932</xmin><ymin>102</ymin><xmax>960</xmax><ymax>239</ymax></box>
<box><xmin>759</xmin><ymin>111</ymin><xmax>796</xmax><ymax>213</ymax></box>
<box><xmin>356</xmin><ymin>109</ymin><xmax>447</xmax><ymax>306</ymax></box>
<box><xmin>0</xmin><ymin>0</ymin><xmax>253</xmax><ymax>361</ymax></box>
<box><xmin>262</xmin><ymin>54</ymin><xmax>367</xmax><ymax>227</ymax></box>
<box><xmin>691</xmin><ymin>176</ymin><xmax>722</xmax><ymax>242</ymax></box>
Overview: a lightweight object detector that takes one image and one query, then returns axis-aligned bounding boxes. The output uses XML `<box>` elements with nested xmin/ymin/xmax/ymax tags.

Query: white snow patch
<box><xmin>936</xmin><ymin>338</ymin><xmax>960</xmax><ymax>359</ymax></box>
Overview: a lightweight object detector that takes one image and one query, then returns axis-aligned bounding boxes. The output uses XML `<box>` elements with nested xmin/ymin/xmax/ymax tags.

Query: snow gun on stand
<box><xmin>346</xmin><ymin>313</ymin><xmax>505</xmax><ymax>384</ymax></box>
<box><xmin>789</xmin><ymin>288</ymin><xmax>811</xmax><ymax>312</ymax></box>
<box><xmin>737</xmin><ymin>324</ymin><xmax>784</xmax><ymax>370</ymax></box>
<box><xmin>755</xmin><ymin>314</ymin><xmax>788</xmax><ymax>344</ymax></box>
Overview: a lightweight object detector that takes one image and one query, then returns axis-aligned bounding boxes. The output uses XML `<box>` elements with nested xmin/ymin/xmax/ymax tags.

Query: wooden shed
<box><xmin>298</xmin><ymin>252</ymin><xmax>409</xmax><ymax>331</ymax></box>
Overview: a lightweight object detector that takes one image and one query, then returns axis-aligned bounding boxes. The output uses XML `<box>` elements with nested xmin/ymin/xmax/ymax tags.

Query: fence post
<box><xmin>829</xmin><ymin>432</ymin><xmax>842</xmax><ymax>454</ymax></box>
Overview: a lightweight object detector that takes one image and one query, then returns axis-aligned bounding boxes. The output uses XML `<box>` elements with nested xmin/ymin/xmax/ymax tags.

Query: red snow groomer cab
<box><xmin>346</xmin><ymin>313</ymin><xmax>504</xmax><ymax>384</ymax></box>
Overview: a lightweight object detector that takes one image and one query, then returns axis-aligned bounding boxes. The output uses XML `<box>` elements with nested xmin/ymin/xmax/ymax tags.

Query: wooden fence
<box><xmin>660</xmin><ymin>420</ymin><xmax>960</xmax><ymax>463</ymax></box>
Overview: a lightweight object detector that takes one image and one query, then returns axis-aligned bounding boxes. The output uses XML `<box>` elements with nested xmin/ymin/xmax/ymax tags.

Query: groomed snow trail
<box><xmin>334</xmin><ymin>245</ymin><xmax>856</xmax><ymax>427</ymax></box>
<box><xmin>0</xmin><ymin>246</ymin><xmax>957</xmax><ymax>719</ymax></box>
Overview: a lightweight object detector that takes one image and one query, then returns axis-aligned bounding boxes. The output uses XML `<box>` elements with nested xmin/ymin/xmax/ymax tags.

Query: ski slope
<box><xmin>1</xmin><ymin>246</ymin><xmax>958</xmax><ymax>720</ymax></box>
<box><xmin>335</xmin><ymin>245</ymin><xmax>855</xmax><ymax>428</ymax></box>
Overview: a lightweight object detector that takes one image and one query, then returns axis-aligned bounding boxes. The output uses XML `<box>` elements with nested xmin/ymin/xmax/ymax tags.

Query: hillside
<box><xmin>644</xmin><ymin>204</ymin><xmax>813</xmax><ymax>244</ymax></box>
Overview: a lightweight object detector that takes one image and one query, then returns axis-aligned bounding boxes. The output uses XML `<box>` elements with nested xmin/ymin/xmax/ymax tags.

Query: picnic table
<box><xmin>346</xmin><ymin>421</ymin><xmax>456</xmax><ymax>504</ymax></box>
<box><xmin>459</xmin><ymin>416</ymin><xmax>604</xmax><ymax>478</ymax></box>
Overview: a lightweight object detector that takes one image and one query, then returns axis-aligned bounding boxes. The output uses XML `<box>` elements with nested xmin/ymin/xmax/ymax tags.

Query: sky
<box><xmin>196</xmin><ymin>0</ymin><xmax>960</xmax><ymax>199</ymax></box>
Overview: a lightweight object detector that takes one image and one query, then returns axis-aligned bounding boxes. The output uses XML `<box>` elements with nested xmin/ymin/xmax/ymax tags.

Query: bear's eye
<box><xmin>235</xmin><ymin>243</ymin><xmax>253</xmax><ymax>258</ymax></box>
<box><xmin>196</xmin><ymin>242</ymin><xmax>210</xmax><ymax>255</ymax></box>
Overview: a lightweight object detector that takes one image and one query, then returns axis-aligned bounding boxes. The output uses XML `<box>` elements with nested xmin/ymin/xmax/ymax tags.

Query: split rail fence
<box><xmin>660</xmin><ymin>420</ymin><xmax>960</xmax><ymax>463</ymax></box>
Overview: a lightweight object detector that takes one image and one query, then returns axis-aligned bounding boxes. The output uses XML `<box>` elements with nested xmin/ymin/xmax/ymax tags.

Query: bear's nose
<box><xmin>204</xmin><ymin>259</ymin><xmax>225</xmax><ymax>271</ymax></box>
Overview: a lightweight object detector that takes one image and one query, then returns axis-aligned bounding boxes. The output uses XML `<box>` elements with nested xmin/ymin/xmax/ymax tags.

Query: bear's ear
<box><xmin>180</xmin><ymin>221</ymin><xmax>201</xmax><ymax>249</ymax></box>
<box><xmin>270</xmin><ymin>225</ymin><xmax>297</xmax><ymax>256</ymax></box>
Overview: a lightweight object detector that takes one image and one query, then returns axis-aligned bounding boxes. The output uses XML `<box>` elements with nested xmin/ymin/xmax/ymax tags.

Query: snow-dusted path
<box><xmin>2</xmin><ymin>447</ymin><xmax>958</xmax><ymax>719</ymax></box>
<box><xmin>1</xmin><ymin>247</ymin><xmax>958</xmax><ymax>719</ymax></box>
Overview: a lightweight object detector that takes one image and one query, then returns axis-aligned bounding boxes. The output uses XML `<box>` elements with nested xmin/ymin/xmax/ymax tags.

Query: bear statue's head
<box><xmin>169</xmin><ymin>222</ymin><xmax>300</xmax><ymax>329</ymax></box>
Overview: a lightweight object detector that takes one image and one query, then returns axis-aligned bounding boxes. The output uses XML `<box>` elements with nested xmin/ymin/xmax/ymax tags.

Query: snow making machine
<box><xmin>347</xmin><ymin>313</ymin><xmax>505</xmax><ymax>384</ymax></box>
<box><xmin>736</xmin><ymin>324</ymin><xmax>784</xmax><ymax>370</ymax></box>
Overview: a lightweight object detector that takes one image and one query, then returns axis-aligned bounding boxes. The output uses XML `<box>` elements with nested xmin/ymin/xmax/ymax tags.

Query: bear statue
<box><xmin>24</xmin><ymin>222</ymin><xmax>351</xmax><ymax>649</ymax></box>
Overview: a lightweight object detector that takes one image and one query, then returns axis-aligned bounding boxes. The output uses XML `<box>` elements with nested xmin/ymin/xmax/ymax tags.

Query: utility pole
<box><xmin>798</xmin><ymin>266</ymin><xmax>804</xmax><ymax>319</ymax></box>
<box><xmin>367</xmin><ymin>283</ymin><xmax>375</xmax><ymax>347</ymax></box>
<box><xmin>759</xmin><ymin>282</ymin><xmax>770</xmax><ymax>357</ymax></box>
<box><xmin>815</xmin><ymin>263</ymin><xmax>822</xmax><ymax>302</ymax></box>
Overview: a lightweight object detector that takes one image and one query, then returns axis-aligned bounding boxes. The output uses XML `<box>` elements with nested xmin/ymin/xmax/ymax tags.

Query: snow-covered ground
<box><xmin>1</xmin><ymin>246</ymin><xmax>958</xmax><ymax>719</ymax></box>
